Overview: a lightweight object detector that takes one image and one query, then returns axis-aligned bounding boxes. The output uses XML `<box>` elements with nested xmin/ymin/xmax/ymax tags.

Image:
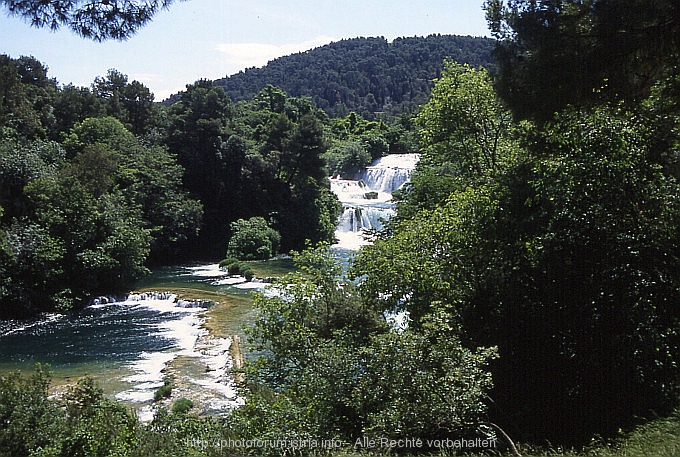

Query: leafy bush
<box><xmin>239</xmin><ymin>245</ymin><xmax>497</xmax><ymax>445</ymax></box>
<box><xmin>171</xmin><ymin>397</ymin><xmax>194</xmax><ymax>415</ymax></box>
<box><xmin>226</xmin><ymin>262</ymin><xmax>242</xmax><ymax>275</ymax></box>
<box><xmin>323</xmin><ymin>140</ymin><xmax>372</xmax><ymax>178</ymax></box>
<box><xmin>0</xmin><ymin>366</ymin><xmax>139</xmax><ymax>457</ymax></box>
<box><xmin>153</xmin><ymin>377</ymin><xmax>173</xmax><ymax>402</ymax></box>
<box><xmin>218</xmin><ymin>257</ymin><xmax>239</xmax><ymax>268</ymax></box>
<box><xmin>223</xmin><ymin>261</ymin><xmax>255</xmax><ymax>281</ymax></box>
<box><xmin>227</xmin><ymin>217</ymin><xmax>281</xmax><ymax>261</ymax></box>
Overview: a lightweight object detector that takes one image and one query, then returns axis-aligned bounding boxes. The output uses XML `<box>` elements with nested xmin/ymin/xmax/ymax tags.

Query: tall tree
<box><xmin>1</xmin><ymin>0</ymin><xmax>176</xmax><ymax>40</ymax></box>
<box><xmin>397</xmin><ymin>61</ymin><xmax>515</xmax><ymax>219</ymax></box>
<box><xmin>485</xmin><ymin>0</ymin><xmax>680</xmax><ymax>121</ymax></box>
<box><xmin>92</xmin><ymin>69</ymin><xmax>155</xmax><ymax>135</ymax></box>
<box><xmin>166</xmin><ymin>80</ymin><xmax>235</xmax><ymax>255</ymax></box>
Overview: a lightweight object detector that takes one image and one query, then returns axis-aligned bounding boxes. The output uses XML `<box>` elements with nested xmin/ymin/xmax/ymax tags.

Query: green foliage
<box><xmin>154</xmin><ymin>377</ymin><xmax>173</xmax><ymax>402</ymax></box>
<box><xmin>167</xmin><ymin>81</ymin><xmax>339</xmax><ymax>256</ymax></box>
<box><xmin>324</xmin><ymin>140</ymin><xmax>372</xmax><ymax>178</ymax></box>
<box><xmin>356</xmin><ymin>106</ymin><xmax>680</xmax><ymax>443</ymax></box>
<box><xmin>485</xmin><ymin>0</ymin><xmax>680</xmax><ymax>122</ymax></box>
<box><xmin>215</xmin><ymin>35</ymin><xmax>496</xmax><ymax>119</ymax></box>
<box><xmin>417</xmin><ymin>61</ymin><xmax>513</xmax><ymax>177</ymax></box>
<box><xmin>172</xmin><ymin>397</ymin><xmax>194</xmax><ymax>415</ymax></box>
<box><xmin>239</xmin><ymin>244</ymin><xmax>497</xmax><ymax>445</ymax></box>
<box><xmin>227</xmin><ymin>217</ymin><xmax>281</xmax><ymax>261</ymax></box>
<box><xmin>1</xmin><ymin>366</ymin><xmax>141</xmax><ymax>457</ymax></box>
<box><xmin>355</xmin><ymin>321</ymin><xmax>497</xmax><ymax>441</ymax></box>
<box><xmin>396</xmin><ymin>62</ymin><xmax>516</xmax><ymax>220</ymax></box>
<box><xmin>218</xmin><ymin>257</ymin><xmax>239</xmax><ymax>268</ymax></box>
<box><xmin>0</xmin><ymin>364</ymin><xmax>61</xmax><ymax>457</ymax></box>
<box><xmin>3</xmin><ymin>367</ymin><xmax>680</xmax><ymax>457</ymax></box>
<box><xmin>1</xmin><ymin>0</ymin><xmax>178</xmax><ymax>41</ymax></box>
<box><xmin>0</xmin><ymin>55</ymin><xmax>57</xmax><ymax>139</ymax></box>
<box><xmin>222</xmin><ymin>260</ymin><xmax>255</xmax><ymax>281</ymax></box>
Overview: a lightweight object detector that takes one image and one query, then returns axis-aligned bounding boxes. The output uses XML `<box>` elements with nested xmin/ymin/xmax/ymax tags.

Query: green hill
<box><xmin>212</xmin><ymin>34</ymin><xmax>496</xmax><ymax>118</ymax></box>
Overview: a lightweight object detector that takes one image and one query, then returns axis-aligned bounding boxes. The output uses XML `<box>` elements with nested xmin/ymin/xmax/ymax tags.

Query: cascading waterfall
<box><xmin>331</xmin><ymin>153</ymin><xmax>420</xmax><ymax>250</ymax></box>
<box><xmin>355</xmin><ymin>153</ymin><xmax>421</xmax><ymax>194</ymax></box>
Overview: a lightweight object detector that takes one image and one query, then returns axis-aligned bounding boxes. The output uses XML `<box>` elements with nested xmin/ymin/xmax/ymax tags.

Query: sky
<box><xmin>0</xmin><ymin>0</ymin><xmax>490</xmax><ymax>100</ymax></box>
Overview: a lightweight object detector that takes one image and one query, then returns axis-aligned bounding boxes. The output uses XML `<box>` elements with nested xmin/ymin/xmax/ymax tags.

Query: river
<box><xmin>0</xmin><ymin>153</ymin><xmax>419</xmax><ymax>420</ymax></box>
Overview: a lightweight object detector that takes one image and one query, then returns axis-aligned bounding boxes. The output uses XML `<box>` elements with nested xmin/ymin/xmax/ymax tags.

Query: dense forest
<box><xmin>0</xmin><ymin>48</ymin><xmax>421</xmax><ymax>317</ymax></box>
<box><xmin>4</xmin><ymin>1</ymin><xmax>680</xmax><ymax>456</ymax></box>
<box><xmin>213</xmin><ymin>34</ymin><xmax>495</xmax><ymax>118</ymax></box>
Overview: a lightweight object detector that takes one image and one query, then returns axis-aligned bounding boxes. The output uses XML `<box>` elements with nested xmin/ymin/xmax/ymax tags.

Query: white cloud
<box><xmin>215</xmin><ymin>35</ymin><xmax>337</xmax><ymax>75</ymax></box>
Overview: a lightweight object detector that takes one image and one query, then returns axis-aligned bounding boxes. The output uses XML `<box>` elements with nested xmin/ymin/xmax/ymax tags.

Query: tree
<box><xmin>66</xmin><ymin>116</ymin><xmax>202</xmax><ymax>262</ymax></box>
<box><xmin>323</xmin><ymin>140</ymin><xmax>372</xmax><ymax>178</ymax></box>
<box><xmin>240</xmin><ymin>244</ymin><xmax>497</xmax><ymax>446</ymax></box>
<box><xmin>226</xmin><ymin>216</ymin><xmax>281</xmax><ymax>261</ymax></box>
<box><xmin>0</xmin><ymin>54</ymin><xmax>57</xmax><ymax>139</ymax></box>
<box><xmin>166</xmin><ymin>80</ymin><xmax>235</xmax><ymax>255</ymax></box>
<box><xmin>1</xmin><ymin>0</ymin><xmax>176</xmax><ymax>40</ymax></box>
<box><xmin>355</xmin><ymin>106</ymin><xmax>680</xmax><ymax>443</ymax></box>
<box><xmin>0</xmin><ymin>365</ymin><xmax>63</xmax><ymax>457</ymax></box>
<box><xmin>484</xmin><ymin>0</ymin><xmax>680</xmax><ymax>121</ymax></box>
<box><xmin>417</xmin><ymin>61</ymin><xmax>513</xmax><ymax>178</ymax></box>
<box><xmin>396</xmin><ymin>61</ymin><xmax>516</xmax><ymax>219</ymax></box>
<box><xmin>93</xmin><ymin>69</ymin><xmax>156</xmax><ymax>135</ymax></box>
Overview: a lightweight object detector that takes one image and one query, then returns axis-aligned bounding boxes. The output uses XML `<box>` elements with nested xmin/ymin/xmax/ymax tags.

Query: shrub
<box><xmin>226</xmin><ymin>217</ymin><xmax>281</xmax><ymax>261</ymax></box>
<box><xmin>241</xmin><ymin>267</ymin><xmax>254</xmax><ymax>281</ymax></box>
<box><xmin>219</xmin><ymin>257</ymin><xmax>239</xmax><ymax>268</ymax></box>
<box><xmin>227</xmin><ymin>262</ymin><xmax>242</xmax><ymax>275</ymax></box>
<box><xmin>323</xmin><ymin>140</ymin><xmax>372</xmax><ymax>178</ymax></box>
<box><xmin>171</xmin><ymin>397</ymin><xmax>194</xmax><ymax>414</ymax></box>
<box><xmin>153</xmin><ymin>377</ymin><xmax>173</xmax><ymax>402</ymax></box>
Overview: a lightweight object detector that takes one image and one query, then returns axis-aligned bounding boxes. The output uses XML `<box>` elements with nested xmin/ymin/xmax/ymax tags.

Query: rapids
<box><xmin>0</xmin><ymin>154</ymin><xmax>420</xmax><ymax>419</ymax></box>
<box><xmin>331</xmin><ymin>153</ymin><xmax>420</xmax><ymax>251</ymax></box>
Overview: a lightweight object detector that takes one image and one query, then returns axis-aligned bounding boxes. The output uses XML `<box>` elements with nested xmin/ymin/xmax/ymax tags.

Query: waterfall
<box><xmin>355</xmin><ymin>153</ymin><xmax>421</xmax><ymax>193</ymax></box>
<box><xmin>331</xmin><ymin>153</ymin><xmax>420</xmax><ymax>250</ymax></box>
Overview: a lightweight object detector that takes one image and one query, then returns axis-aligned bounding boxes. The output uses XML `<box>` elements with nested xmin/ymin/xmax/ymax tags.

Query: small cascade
<box><xmin>331</xmin><ymin>153</ymin><xmax>419</xmax><ymax>250</ymax></box>
<box><xmin>337</xmin><ymin>206</ymin><xmax>395</xmax><ymax>232</ymax></box>
<box><xmin>355</xmin><ymin>153</ymin><xmax>421</xmax><ymax>194</ymax></box>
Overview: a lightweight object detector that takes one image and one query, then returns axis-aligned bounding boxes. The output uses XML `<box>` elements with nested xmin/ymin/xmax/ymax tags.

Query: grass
<box><xmin>295</xmin><ymin>412</ymin><xmax>680</xmax><ymax>457</ymax></box>
<box><xmin>500</xmin><ymin>411</ymin><xmax>680</xmax><ymax>456</ymax></box>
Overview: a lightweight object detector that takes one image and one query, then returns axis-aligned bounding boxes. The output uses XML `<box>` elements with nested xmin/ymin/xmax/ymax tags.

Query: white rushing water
<box><xmin>331</xmin><ymin>153</ymin><xmax>420</xmax><ymax>251</ymax></box>
<box><xmin>0</xmin><ymin>155</ymin><xmax>420</xmax><ymax>421</ymax></box>
<box><xmin>91</xmin><ymin>292</ymin><xmax>242</xmax><ymax>421</ymax></box>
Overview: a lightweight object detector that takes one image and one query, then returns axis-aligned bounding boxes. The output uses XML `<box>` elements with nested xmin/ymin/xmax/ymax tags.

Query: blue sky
<box><xmin>0</xmin><ymin>0</ymin><xmax>490</xmax><ymax>100</ymax></box>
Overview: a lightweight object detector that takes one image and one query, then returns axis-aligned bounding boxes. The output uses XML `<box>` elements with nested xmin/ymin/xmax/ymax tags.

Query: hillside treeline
<box><xmin>213</xmin><ymin>35</ymin><xmax>495</xmax><ymax>118</ymax></box>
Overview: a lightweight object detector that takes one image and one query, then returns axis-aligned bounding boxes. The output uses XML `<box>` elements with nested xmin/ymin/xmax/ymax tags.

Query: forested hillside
<box><xmin>212</xmin><ymin>35</ymin><xmax>495</xmax><ymax>118</ymax></box>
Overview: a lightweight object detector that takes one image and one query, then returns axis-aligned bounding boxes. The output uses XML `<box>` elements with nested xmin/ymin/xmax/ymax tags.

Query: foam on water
<box><xmin>0</xmin><ymin>313</ymin><xmax>63</xmax><ymax>338</ymax></box>
<box><xmin>100</xmin><ymin>291</ymin><xmax>243</xmax><ymax>419</ymax></box>
<box><xmin>331</xmin><ymin>153</ymin><xmax>420</xmax><ymax>252</ymax></box>
<box><xmin>185</xmin><ymin>264</ymin><xmax>227</xmax><ymax>278</ymax></box>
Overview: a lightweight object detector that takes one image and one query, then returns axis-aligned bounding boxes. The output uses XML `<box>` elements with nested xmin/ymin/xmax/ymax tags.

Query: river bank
<box><xmin>1</xmin><ymin>154</ymin><xmax>420</xmax><ymax>420</ymax></box>
<box><xmin>0</xmin><ymin>259</ymin><xmax>294</xmax><ymax>421</ymax></box>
